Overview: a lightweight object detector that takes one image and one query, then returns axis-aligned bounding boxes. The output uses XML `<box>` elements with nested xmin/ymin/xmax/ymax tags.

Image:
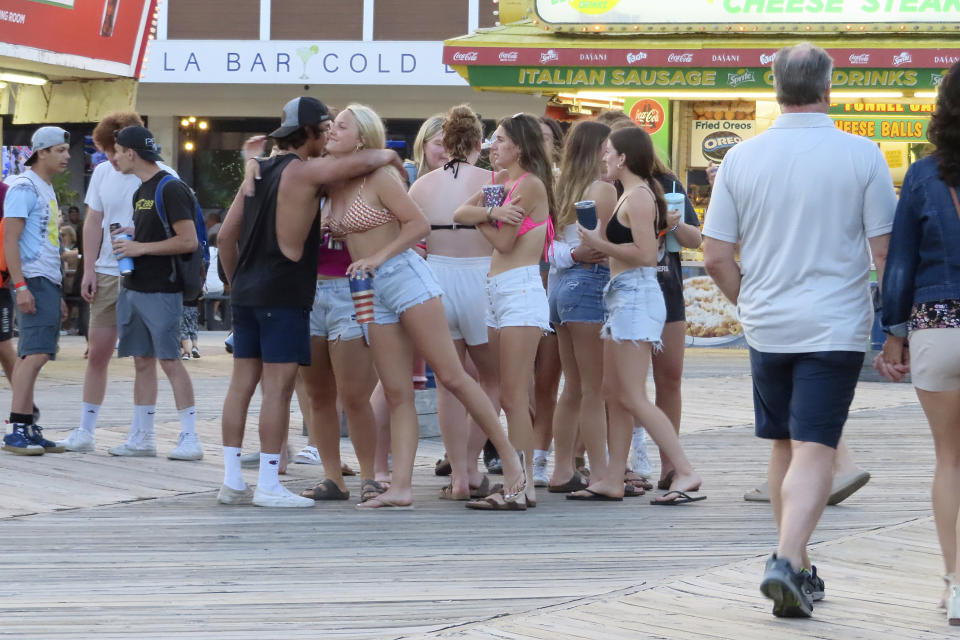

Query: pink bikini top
<box><xmin>327</xmin><ymin>177</ymin><xmax>395</xmax><ymax>237</ymax></box>
<box><xmin>496</xmin><ymin>172</ymin><xmax>555</xmax><ymax>260</ymax></box>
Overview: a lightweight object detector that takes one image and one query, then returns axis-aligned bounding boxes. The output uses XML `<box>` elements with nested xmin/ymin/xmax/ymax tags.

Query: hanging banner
<box><xmin>831</xmin><ymin>115</ymin><xmax>930</xmax><ymax>141</ymax></box>
<box><xmin>623</xmin><ymin>98</ymin><xmax>671</xmax><ymax>161</ymax></box>
<box><xmin>466</xmin><ymin>66</ymin><xmax>948</xmax><ymax>91</ymax></box>
<box><xmin>0</xmin><ymin>0</ymin><xmax>156</xmax><ymax>76</ymax></box>
<box><xmin>534</xmin><ymin>0</ymin><xmax>958</xmax><ymax>30</ymax></box>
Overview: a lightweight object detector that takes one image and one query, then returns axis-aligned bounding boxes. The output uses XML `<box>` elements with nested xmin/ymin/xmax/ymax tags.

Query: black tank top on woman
<box><xmin>231</xmin><ymin>153</ymin><xmax>320</xmax><ymax>309</ymax></box>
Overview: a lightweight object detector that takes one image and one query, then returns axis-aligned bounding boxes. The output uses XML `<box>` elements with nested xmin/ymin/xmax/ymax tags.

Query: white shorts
<box><xmin>486</xmin><ymin>265</ymin><xmax>550</xmax><ymax>332</ymax></box>
<box><xmin>427</xmin><ymin>254</ymin><xmax>491</xmax><ymax>346</ymax></box>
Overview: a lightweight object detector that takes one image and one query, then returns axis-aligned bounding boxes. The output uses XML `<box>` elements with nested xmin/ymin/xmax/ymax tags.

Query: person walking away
<box><xmin>874</xmin><ymin>59</ymin><xmax>960</xmax><ymax>626</ymax></box>
<box><xmin>703</xmin><ymin>42</ymin><xmax>896</xmax><ymax>618</ymax></box>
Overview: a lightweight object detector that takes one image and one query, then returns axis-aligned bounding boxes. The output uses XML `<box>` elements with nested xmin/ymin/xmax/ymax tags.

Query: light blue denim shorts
<box><xmin>601</xmin><ymin>267</ymin><xmax>666</xmax><ymax>349</ymax></box>
<box><xmin>373</xmin><ymin>249</ymin><xmax>443</xmax><ymax>325</ymax></box>
<box><xmin>486</xmin><ymin>265</ymin><xmax>551</xmax><ymax>332</ymax></box>
<box><xmin>310</xmin><ymin>278</ymin><xmax>364</xmax><ymax>342</ymax></box>
<box><xmin>549</xmin><ymin>263</ymin><xmax>610</xmax><ymax>326</ymax></box>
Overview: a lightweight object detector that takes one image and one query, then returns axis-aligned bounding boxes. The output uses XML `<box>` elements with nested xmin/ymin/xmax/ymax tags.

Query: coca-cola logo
<box><xmin>629</xmin><ymin>99</ymin><xmax>665</xmax><ymax>135</ymax></box>
<box><xmin>498</xmin><ymin>51</ymin><xmax>519</xmax><ymax>62</ymax></box>
<box><xmin>893</xmin><ymin>51</ymin><xmax>912</xmax><ymax>66</ymax></box>
<box><xmin>848</xmin><ymin>54</ymin><xmax>870</xmax><ymax>65</ymax></box>
<box><xmin>626</xmin><ymin>51</ymin><xmax>648</xmax><ymax>64</ymax></box>
<box><xmin>540</xmin><ymin>49</ymin><xmax>559</xmax><ymax>64</ymax></box>
<box><xmin>452</xmin><ymin>51</ymin><xmax>478</xmax><ymax>62</ymax></box>
<box><xmin>667</xmin><ymin>53</ymin><xmax>694</xmax><ymax>64</ymax></box>
<box><xmin>759</xmin><ymin>53</ymin><xmax>776</xmax><ymax>65</ymax></box>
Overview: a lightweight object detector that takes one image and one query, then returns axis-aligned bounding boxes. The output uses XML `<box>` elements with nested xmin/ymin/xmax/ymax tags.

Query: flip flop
<box><xmin>341</xmin><ymin>462</ymin><xmax>358</xmax><ymax>477</ymax></box>
<box><xmin>360</xmin><ymin>478</ymin><xmax>386</xmax><ymax>503</ymax></box>
<box><xmin>624</xmin><ymin>472</ymin><xmax>653</xmax><ymax>491</ymax></box>
<box><xmin>548</xmin><ymin>473</ymin><xmax>588</xmax><ymax>494</ymax></box>
<box><xmin>438</xmin><ymin>484</ymin><xmax>469</xmax><ymax>501</ymax></box>
<box><xmin>827</xmin><ymin>470</ymin><xmax>870</xmax><ymax>505</ymax></box>
<box><xmin>651</xmin><ymin>490</ymin><xmax>707</xmax><ymax>505</ymax></box>
<box><xmin>465</xmin><ymin>491</ymin><xmax>527</xmax><ymax>511</ymax></box>
<box><xmin>656</xmin><ymin>470</ymin><xmax>676</xmax><ymax>491</ymax></box>
<box><xmin>623</xmin><ymin>483</ymin><xmax>645</xmax><ymax>498</ymax></box>
<box><xmin>566</xmin><ymin>488</ymin><xmax>623</xmax><ymax>502</ymax></box>
<box><xmin>301</xmin><ymin>478</ymin><xmax>350</xmax><ymax>501</ymax></box>
<box><xmin>468</xmin><ymin>476</ymin><xmax>490</xmax><ymax>499</ymax></box>
<box><xmin>355</xmin><ymin>495</ymin><xmax>413</xmax><ymax>510</ymax></box>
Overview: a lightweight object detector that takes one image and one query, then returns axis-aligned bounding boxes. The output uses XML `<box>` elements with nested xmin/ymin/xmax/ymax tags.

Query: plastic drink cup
<box><xmin>574</xmin><ymin>200</ymin><xmax>598</xmax><ymax>230</ymax></box>
<box><xmin>109</xmin><ymin>222</ymin><xmax>135</xmax><ymax>276</ymax></box>
<box><xmin>663</xmin><ymin>192</ymin><xmax>686</xmax><ymax>253</ymax></box>
<box><xmin>482</xmin><ymin>184</ymin><xmax>506</xmax><ymax>208</ymax></box>
<box><xmin>348</xmin><ymin>273</ymin><xmax>376</xmax><ymax>324</ymax></box>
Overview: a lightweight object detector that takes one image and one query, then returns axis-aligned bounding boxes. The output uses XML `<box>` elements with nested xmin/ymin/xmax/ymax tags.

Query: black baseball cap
<box><xmin>115</xmin><ymin>126</ymin><xmax>162</xmax><ymax>162</ymax></box>
<box><xmin>269</xmin><ymin>97</ymin><xmax>330</xmax><ymax>139</ymax></box>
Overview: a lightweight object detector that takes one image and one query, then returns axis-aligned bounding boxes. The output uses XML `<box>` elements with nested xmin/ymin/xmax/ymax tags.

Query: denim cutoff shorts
<box><xmin>311</xmin><ymin>278</ymin><xmax>364</xmax><ymax>342</ymax></box>
<box><xmin>601</xmin><ymin>267</ymin><xmax>666</xmax><ymax>348</ymax></box>
<box><xmin>486</xmin><ymin>265</ymin><xmax>551</xmax><ymax>332</ymax></box>
<box><xmin>549</xmin><ymin>263</ymin><xmax>610</xmax><ymax>325</ymax></box>
<box><xmin>372</xmin><ymin>249</ymin><xmax>443</xmax><ymax>325</ymax></box>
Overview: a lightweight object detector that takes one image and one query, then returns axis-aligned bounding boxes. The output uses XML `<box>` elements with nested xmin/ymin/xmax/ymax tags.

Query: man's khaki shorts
<box><xmin>89</xmin><ymin>273</ymin><xmax>120</xmax><ymax>329</ymax></box>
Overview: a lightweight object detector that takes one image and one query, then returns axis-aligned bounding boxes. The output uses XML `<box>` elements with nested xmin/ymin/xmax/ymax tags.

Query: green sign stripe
<box><xmin>469</xmin><ymin>67</ymin><xmax>946</xmax><ymax>91</ymax></box>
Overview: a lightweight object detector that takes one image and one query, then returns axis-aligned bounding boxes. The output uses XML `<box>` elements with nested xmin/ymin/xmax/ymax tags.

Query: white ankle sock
<box><xmin>223</xmin><ymin>446</ymin><xmax>246</xmax><ymax>490</ymax></box>
<box><xmin>135</xmin><ymin>405</ymin><xmax>156</xmax><ymax>434</ymax></box>
<box><xmin>257</xmin><ymin>453</ymin><xmax>282</xmax><ymax>492</ymax></box>
<box><xmin>178</xmin><ymin>407</ymin><xmax>196</xmax><ymax>435</ymax></box>
<box><xmin>79</xmin><ymin>403</ymin><xmax>100</xmax><ymax>434</ymax></box>
<box><xmin>534</xmin><ymin>449</ymin><xmax>548</xmax><ymax>464</ymax></box>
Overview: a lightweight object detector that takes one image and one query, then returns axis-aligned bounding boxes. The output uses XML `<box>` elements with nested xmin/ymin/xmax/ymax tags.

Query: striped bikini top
<box><xmin>327</xmin><ymin>177</ymin><xmax>396</xmax><ymax>236</ymax></box>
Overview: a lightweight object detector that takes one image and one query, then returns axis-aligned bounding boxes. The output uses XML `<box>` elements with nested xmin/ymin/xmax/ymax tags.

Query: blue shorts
<box><xmin>232</xmin><ymin>305</ymin><xmax>311</xmax><ymax>365</ymax></box>
<box><xmin>310</xmin><ymin>278</ymin><xmax>364</xmax><ymax>342</ymax></box>
<box><xmin>16</xmin><ymin>276</ymin><xmax>61</xmax><ymax>359</ymax></box>
<box><xmin>372</xmin><ymin>249</ymin><xmax>443</xmax><ymax>325</ymax></box>
<box><xmin>749</xmin><ymin>349</ymin><xmax>864</xmax><ymax>449</ymax></box>
<box><xmin>601</xmin><ymin>267</ymin><xmax>666</xmax><ymax>348</ymax></box>
<box><xmin>550</xmin><ymin>263</ymin><xmax>609</xmax><ymax>325</ymax></box>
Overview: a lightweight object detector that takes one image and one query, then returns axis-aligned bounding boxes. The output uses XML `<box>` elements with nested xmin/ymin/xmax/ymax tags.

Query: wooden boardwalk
<box><xmin>0</xmin><ymin>334</ymin><xmax>950</xmax><ymax>639</ymax></box>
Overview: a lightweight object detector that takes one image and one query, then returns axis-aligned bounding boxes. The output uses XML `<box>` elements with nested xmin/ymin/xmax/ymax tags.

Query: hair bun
<box><xmin>442</xmin><ymin>104</ymin><xmax>483</xmax><ymax>159</ymax></box>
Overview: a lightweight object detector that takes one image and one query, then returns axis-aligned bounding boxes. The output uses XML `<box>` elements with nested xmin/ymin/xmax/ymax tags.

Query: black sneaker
<box><xmin>801</xmin><ymin>566</ymin><xmax>825</xmax><ymax>602</ymax></box>
<box><xmin>760</xmin><ymin>554</ymin><xmax>813</xmax><ymax>618</ymax></box>
<box><xmin>2</xmin><ymin>424</ymin><xmax>44</xmax><ymax>456</ymax></box>
<box><xmin>28</xmin><ymin>424</ymin><xmax>65</xmax><ymax>453</ymax></box>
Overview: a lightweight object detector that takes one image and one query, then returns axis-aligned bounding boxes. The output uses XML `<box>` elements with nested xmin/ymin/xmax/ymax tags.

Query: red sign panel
<box><xmin>443</xmin><ymin>46</ymin><xmax>960</xmax><ymax>70</ymax></box>
<box><xmin>629</xmin><ymin>99</ymin><xmax>665</xmax><ymax>134</ymax></box>
<box><xmin>0</xmin><ymin>0</ymin><xmax>156</xmax><ymax>76</ymax></box>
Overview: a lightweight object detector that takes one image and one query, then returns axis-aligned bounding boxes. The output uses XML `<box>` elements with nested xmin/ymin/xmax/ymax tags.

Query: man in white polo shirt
<box><xmin>703</xmin><ymin>43</ymin><xmax>896</xmax><ymax>618</ymax></box>
<box><xmin>57</xmin><ymin>112</ymin><xmax>177</xmax><ymax>452</ymax></box>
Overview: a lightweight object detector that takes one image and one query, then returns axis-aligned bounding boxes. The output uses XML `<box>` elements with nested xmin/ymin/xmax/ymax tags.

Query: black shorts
<box><xmin>749</xmin><ymin>348</ymin><xmax>864</xmax><ymax>449</ymax></box>
<box><xmin>657</xmin><ymin>251</ymin><xmax>685</xmax><ymax>324</ymax></box>
<box><xmin>232</xmin><ymin>305</ymin><xmax>311</xmax><ymax>365</ymax></box>
<box><xmin>0</xmin><ymin>287</ymin><xmax>13</xmax><ymax>342</ymax></box>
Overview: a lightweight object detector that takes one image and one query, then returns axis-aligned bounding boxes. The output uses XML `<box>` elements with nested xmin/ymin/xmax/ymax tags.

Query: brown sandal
<box><xmin>548</xmin><ymin>473</ymin><xmax>588</xmax><ymax>494</ymax></box>
<box><xmin>360</xmin><ymin>479</ymin><xmax>386</xmax><ymax>503</ymax></box>
<box><xmin>300</xmin><ymin>478</ymin><xmax>350</xmax><ymax>500</ymax></box>
<box><xmin>465</xmin><ymin>491</ymin><xmax>528</xmax><ymax>511</ymax></box>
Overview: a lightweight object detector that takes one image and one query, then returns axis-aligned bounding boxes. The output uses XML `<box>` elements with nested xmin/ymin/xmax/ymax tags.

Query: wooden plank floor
<box><xmin>0</xmin><ymin>334</ymin><xmax>947</xmax><ymax>639</ymax></box>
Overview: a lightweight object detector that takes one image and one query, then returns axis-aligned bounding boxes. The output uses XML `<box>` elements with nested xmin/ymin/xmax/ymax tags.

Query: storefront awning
<box><xmin>443</xmin><ymin>22</ymin><xmax>958</xmax><ymax>95</ymax></box>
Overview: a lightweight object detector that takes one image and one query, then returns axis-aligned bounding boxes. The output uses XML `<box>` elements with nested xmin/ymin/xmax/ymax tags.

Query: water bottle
<box><xmin>110</xmin><ymin>222</ymin><xmax>135</xmax><ymax>275</ymax></box>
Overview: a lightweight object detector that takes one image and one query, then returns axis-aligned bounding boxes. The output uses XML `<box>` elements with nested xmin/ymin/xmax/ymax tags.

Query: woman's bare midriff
<box><xmin>343</xmin><ymin>220</ymin><xmax>402</xmax><ymax>261</ymax></box>
<box><xmin>488</xmin><ymin>224</ymin><xmax>548</xmax><ymax>278</ymax></box>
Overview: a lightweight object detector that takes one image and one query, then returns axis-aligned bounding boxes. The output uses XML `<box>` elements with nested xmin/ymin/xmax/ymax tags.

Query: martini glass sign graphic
<box><xmin>296</xmin><ymin>46</ymin><xmax>320</xmax><ymax>80</ymax></box>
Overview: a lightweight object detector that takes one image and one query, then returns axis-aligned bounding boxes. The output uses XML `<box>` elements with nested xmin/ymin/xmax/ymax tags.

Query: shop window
<box><xmin>271</xmin><ymin>0</ymin><xmax>363</xmax><ymax>40</ymax></box>
<box><xmin>374</xmin><ymin>0</ymin><xmax>468</xmax><ymax>40</ymax></box>
<box><xmin>167</xmin><ymin>0</ymin><xmax>259</xmax><ymax>40</ymax></box>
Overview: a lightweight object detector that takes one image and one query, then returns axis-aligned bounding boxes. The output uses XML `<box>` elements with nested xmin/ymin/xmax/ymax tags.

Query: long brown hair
<box><xmin>555</xmin><ymin>120</ymin><xmax>611</xmax><ymax>230</ymax></box>
<box><xmin>609</xmin><ymin>127</ymin><xmax>667</xmax><ymax>235</ymax></box>
<box><xmin>498</xmin><ymin>113</ymin><xmax>556</xmax><ymax>221</ymax></box>
<box><xmin>929</xmin><ymin>60</ymin><xmax>960</xmax><ymax>187</ymax></box>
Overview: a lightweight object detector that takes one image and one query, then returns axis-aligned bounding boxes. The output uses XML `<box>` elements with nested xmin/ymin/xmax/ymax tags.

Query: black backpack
<box><xmin>155</xmin><ymin>175</ymin><xmax>210</xmax><ymax>302</ymax></box>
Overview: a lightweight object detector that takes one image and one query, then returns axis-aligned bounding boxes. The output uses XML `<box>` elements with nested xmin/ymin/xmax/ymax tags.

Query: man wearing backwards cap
<box><xmin>1</xmin><ymin>126</ymin><xmax>70</xmax><ymax>456</ymax></box>
<box><xmin>107</xmin><ymin>125</ymin><xmax>203</xmax><ymax>462</ymax></box>
<box><xmin>215</xmin><ymin>96</ymin><xmax>404</xmax><ymax>507</ymax></box>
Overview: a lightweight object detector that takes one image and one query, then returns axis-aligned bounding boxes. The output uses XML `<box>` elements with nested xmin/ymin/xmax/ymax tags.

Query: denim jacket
<box><xmin>881</xmin><ymin>155</ymin><xmax>960</xmax><ymax>336</ymax></box>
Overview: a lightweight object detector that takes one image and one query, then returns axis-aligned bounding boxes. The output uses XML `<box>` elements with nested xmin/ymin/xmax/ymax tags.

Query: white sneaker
<box><xmin>629</xmin><ymin>427</ymin><xmax>654</xmax><ymax>478</ymax></box>
<box><xmin>108</xmin><ymin>430</ymin><xmax>157</xmax><ymax>457</ymax></box>
<box><xmin>293</xmin><ymin>446</ymin><xmax>322</xmax><ymax>465</ymax></box>
<box><xmin>253</xmin><ymin>484</ymin><xmax>315</xmax><ymax>508</ymax></box>
<box><xmin>240</xmin><ymin>451</ymin><xmax>260</xmax><ymax>468</ymax></box>
<box><xmin>533</xmin><ymin>457</ymin><xmax>549</xmax><ymax>487</ymax></box>
<box><xmin>57</xmin><ymin>428</ymin><xmax>95</xmax><ymax>452</ymax></box>
<box><xmin>168</xmin><ymin>432</ymin><xmax>203</xmax><ymax>461</ymax></box>
<box><xmin>217</xmin><ymin>484</ymin><xmax>254</xmax><ymax>505</ymax></box>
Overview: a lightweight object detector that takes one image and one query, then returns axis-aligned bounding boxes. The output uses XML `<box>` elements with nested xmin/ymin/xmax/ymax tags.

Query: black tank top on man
<box><xmin>230</xmin><ymin>153</ymin><xmax>320</xmax><ymax>309</ymax></box>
